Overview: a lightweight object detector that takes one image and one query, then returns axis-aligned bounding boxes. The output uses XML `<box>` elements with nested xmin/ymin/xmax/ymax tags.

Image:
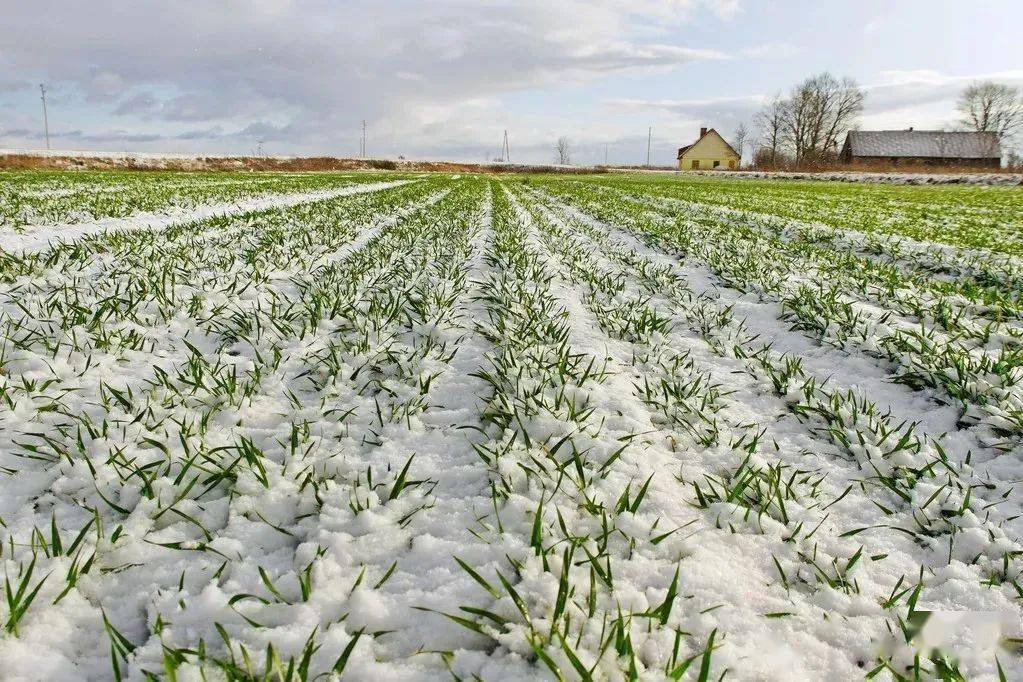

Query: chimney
<box><xmin>700</xmin><ymin>127</ymin><xmax>708</xmax><ymax>137</ymax></box>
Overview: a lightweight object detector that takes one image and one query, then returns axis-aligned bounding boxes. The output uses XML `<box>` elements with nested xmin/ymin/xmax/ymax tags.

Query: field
<box><xmin>0</xmin><ymin>170</ymin><xmax>1021</xmax><ymax>680</ymax></box>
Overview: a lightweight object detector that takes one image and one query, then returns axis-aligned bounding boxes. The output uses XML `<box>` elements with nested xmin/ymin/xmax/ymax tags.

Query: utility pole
<box><xmin>361</xmin><ymin>120</ymin><xmax>367</xmax><ymax>158</ymax></box>
<box><xmin>39</xmin><ymin>84</ymin><xmax>50</xmax><ymax>150</ymax></box>
<box><xmin>646</xmin><ymin>127</ymin><xmax>651</xmax><ymax>167</ymax></box>
<box><xmin>501</xmin><ymin>129</ymin><xmax>510</xmax><ymax>163</ymax></box>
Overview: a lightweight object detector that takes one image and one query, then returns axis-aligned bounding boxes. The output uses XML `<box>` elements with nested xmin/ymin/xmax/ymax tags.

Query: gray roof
<box><xmin>844</xmin><ymin>130</ymin><xmax>1000</xmax><ymax>159</ymax></box>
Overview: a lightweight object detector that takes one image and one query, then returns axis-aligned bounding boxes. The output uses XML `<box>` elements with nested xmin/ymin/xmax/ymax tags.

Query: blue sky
<box><xmin>0</xmin><ymin>0</ymin><xmax>1020</xmax><ymax>164</ymax></box>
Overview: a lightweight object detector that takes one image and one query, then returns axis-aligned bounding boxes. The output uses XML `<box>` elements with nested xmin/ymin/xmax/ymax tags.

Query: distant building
<box><xmin>677</xmin><ymin>127</ymin><xmax>740</xmax><ymax>170</ymax></box>
<box><xmin>839</xmin><ymin>129</ymin><xmax>1001</xmax><ymax>167</ymax></box>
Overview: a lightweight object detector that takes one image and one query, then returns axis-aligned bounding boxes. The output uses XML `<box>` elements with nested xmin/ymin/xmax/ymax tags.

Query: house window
<box><xmin>729</xmin><ymin>160</ymin><xmax>736</xmax><ymax>169</ymax></box>
<box><xmin>713</xmin><ymin>160</ymin><xmax>721</xmax><ymax>168</ymax></box>
<box><xmin>691</xmin><ymin>160</ymin><xmax>700</xmax><ymax>169</ymax></box>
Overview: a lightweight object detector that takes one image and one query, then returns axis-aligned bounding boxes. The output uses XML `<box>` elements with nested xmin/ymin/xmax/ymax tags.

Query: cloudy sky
<box><xmin>1</xmin><ymin>0</ymin><xmax>1020</xmax><ymax>165</ymax></box>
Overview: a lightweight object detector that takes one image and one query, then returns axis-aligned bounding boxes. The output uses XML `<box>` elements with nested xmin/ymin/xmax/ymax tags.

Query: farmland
<box><xmin>0</xmin><ymin>170</ymin><xmax>1021</xmax><ymax>680</ymax></box>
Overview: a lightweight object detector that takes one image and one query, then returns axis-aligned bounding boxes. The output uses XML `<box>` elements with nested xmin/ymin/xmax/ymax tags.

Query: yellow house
<box><xmin>677</xmin><ymin>127</ymin><xmax>740</xmax><ymax>170</ymax></box>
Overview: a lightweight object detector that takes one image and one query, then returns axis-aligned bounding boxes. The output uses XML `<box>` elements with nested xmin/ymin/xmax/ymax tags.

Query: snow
<box><xmin>0</xmin><ymin>179</ymin><xmax>413</xmax><ymax>254</ymax></box>
<box><xmin>0</xmin><ymin>171</ymin><xmax>1019</xmax><ymax>681</ymax></box>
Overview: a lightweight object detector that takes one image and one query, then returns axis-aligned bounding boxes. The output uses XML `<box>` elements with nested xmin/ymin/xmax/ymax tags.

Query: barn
<box><xmin>839</xmin><ymin>129</ymin><xmax>1001</xmax><ymax>168</ymax></box>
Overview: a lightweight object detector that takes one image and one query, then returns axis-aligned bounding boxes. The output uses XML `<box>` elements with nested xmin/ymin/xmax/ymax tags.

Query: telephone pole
<box><xmin>646</xmin><ymin>127</ymin><xmax>651</xmax><ymax>167</ymax></box>
<box><xmin>39</xmin><ymin>84</ymin><xmax>50</xmax><ymax>150</ymax></box>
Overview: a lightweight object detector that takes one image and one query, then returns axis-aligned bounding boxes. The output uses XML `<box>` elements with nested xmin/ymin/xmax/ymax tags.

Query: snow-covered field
<box><xmin>0</xmin><ymin>171</ymin><xmax>1021</xmax><ymax>680</ymax></box>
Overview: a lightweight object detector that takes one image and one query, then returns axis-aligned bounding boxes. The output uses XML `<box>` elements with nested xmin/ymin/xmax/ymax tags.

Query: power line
<box><xmin>39</xmin><ymin>84</ymin><xmax>50</xmax><ymax>150</ymax></box>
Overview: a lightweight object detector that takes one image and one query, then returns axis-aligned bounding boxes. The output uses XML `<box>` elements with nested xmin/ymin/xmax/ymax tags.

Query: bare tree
<box><xmin>782</xmin><ymin>72</ymin><xmax>864</xmax><ymax>164</ymax></box>
<box><xmin>554</xmin><ymin>136</ymin><xmax>572</xmax><ymax>165</ymax></box>
<box><xmin>957</xmin><ymin>81</ymin><xmax>1023</xmax><ymax>142</ymax></box>
<box><xmin>731</xmin><ymin>123</ymin><xmax>749</xmax><ymax>166</ymax></box>
<box><xmin>753</xmin><ymin>94</ymin><xmax>787</xmax><ymax>166</ymax></box>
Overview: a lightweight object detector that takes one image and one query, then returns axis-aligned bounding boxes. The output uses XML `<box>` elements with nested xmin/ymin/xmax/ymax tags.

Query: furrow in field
<box><xmin>568</xmin><ymin>179</ymin><xmax>1023</xmax><ymax>330</ymax></box>
<box><xmin>0</xmin><ymin>182</ymin><xmax>448</xmax><ymax>452</ymax></box>
<box><xmin>544</xmin><ymin>181</ymin><xmax>1023</xmax><ymax>451</ymax></box>
<box><xmin>426</xmin><ymin>184</ymin><xmax>735</xmax><ymax>679</ymax></box>
<box><xmin>619</xmin><ymin>196</ymin><xmax>1023</xmax><ymax>471</ymax></box>
<box><xmin>344</xmin><ymin>202</ymin><xmax>518</xmax><ymax>668</ymax></box>
<box><xmin>0</xmin><ymin>173</ymin><xmax>393</xmax><ymax>232</ymax></box>
<box><xmin>532</xmin><ymin>184</ymin><xmax>1023</xmax><ymax>519</ymax></box>
<box><xmin>519</xmin><ymin>180</ymin><xmax>1023</xmax><ymax>666</ymax></box>
<box><xmin>118</xmin><ymin>179</ymin><xmax>497</xmax><ymax>677</ymax></box>
<box><xmin>507</xmin><ymin>184</ymin><xmax>904</xmax><ymax>677</ymax></box>
<box><xmin>0</xmin><ymin>180</ymin><xmax>467</xmax><ymax>679</ymax></box>
<box><xmin>616</xmin><ymin>187</ymin><xmax>1023</xmax><ymax>296</ymax></box>
<box><xmin>0</xmin><ymin>178</ymin><xmax>416</xmax><ymax>255</ymax></box>
<box><xmin>509</xmin><ymin>180</ymin><xmax>1023</xmax><ymax>682</ymax></box>
<box><xmin>1</xmin><ymin>171</ymin><xmax>1020</xmax><ymax>681</ymax></box>
<box><xmin>620</xmin><ymin>187</ymin><xmax>1021</xmax><ymax>356</ymax></box>
<box><xmin>578</xmin><ymin>175</ymin><xmax>1023</xmax><ymax>253</ymax></box>
<box><xmin>624</xmin><ymin>190</ymin><xmax>1023</xmax><ymax>340</ymax></box>
<box><xmin>12</xmin><ymin>175</ymin><xmax>299</xmax><ymax>202</ymax></box>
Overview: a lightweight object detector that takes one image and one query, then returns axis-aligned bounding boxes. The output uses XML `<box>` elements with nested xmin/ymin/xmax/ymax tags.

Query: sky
<box><xmin>0</xmin><ymin>0</ymin><xmax>1021</xmax><ymax>165</ymax></box>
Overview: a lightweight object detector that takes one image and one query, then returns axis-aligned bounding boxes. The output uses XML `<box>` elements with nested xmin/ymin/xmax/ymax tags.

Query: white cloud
<box><xmin>612</xmin><ymin>71</ymin><xmax>1023</xmax><ymax>132</ymax></box>
<box><xmin>593</xmin><ymin>0</ymin><xmax>743</xmax><ymax>25</ymax></box>
<box><xmin>739</xmin><ymin>43</ymin><xmax>799</xmax><ymax>59</ymax></box>
<box><xmin>0</xmin><ymin>0</ymin><xmax>736</xmax><ymax>158</ymax></box>
<box><xmin>2</xmin><ymin>2</ymin><xmax>1020</xmax><ymax>161</ymax></box>
<box><xmin>859</xmin><ymin>70</ymin><xmax>1023</xmax><ymax>134</ymax></box>
<box><xmin>601</xmin><ymin>95</ymin><xmax>766</xmax><ymax>139</ymax></box>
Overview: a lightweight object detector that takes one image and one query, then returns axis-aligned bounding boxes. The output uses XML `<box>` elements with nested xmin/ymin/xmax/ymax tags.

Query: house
<box><xmin>839</xmin><ymin>129</ymin><xmax>1001</xmax><ymax>167</ymax></box>
<box><xmin>677</xmin><ymin>127</ymin><xmax>740</xmax><ymax>170</ymax></box>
